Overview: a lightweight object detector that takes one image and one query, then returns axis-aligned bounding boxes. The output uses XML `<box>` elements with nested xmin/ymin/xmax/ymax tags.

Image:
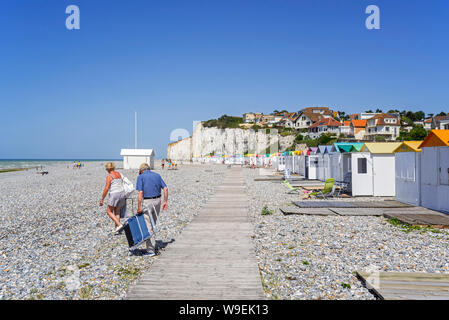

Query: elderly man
<box><xmin>136</xmin><ymin>163</ymin><xmax>168</xmax><ymax>257</ymax></box>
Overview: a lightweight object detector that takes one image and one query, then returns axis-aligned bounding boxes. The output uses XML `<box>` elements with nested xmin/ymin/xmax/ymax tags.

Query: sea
<box><xmin>0</xmin><ymin>159</ymin><xmax>121</xmax><ymax>170</ymax></box>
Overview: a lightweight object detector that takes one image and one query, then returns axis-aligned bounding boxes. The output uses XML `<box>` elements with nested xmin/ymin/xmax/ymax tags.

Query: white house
<box><xmin>120</xmin><ymin>149</ymin><xmax>155</xmax><ymax>170</ymax></box>
<box><xmin>365</xmin><ymin>113</ymin><xmax>401</xmax><ymax>141</ymax></box>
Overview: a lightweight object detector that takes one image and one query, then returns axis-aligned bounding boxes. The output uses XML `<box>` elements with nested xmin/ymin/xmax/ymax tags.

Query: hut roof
<box><xmin>120</xmin><ymin>149</ymin><xmax>154</xmax><ymax>156</ymax></box>
<box><xmin>361</xmin><ymin>142</ymin><xmax>402</xmax><ymax>154</ymax></box>
<box><xmin>418</xmin><ymin>130</ymin><xmax>449</xmax><ymax>148</ymax></box>
<box><xmin>393</xmin><ymin>141</ymin><xmax>423</xmax><ymax>153</ymax></box>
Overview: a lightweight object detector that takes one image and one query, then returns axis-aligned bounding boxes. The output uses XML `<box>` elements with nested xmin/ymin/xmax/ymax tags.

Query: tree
<box><xmin>317</xmin><ymin>134</ymin><xmax>334</xmax><ymax>145</ymax></box>
<box><xmin>375</xmin><ymin>108</ymin><xmax>383</xmax><ymax>113</ymax></box>
<box><xmin>294</xmin><ymin>134</ymin><xmax>304</xmax><ymax>143</ymax></box>
<box><xmin>437</xmin><ymin>111</ymin><xmax>447</xmax><ymax>116</ymax></box>
<box><xmin>406</xmin><ymin>111</ymin><xmax>416</xmax><ymax>122</ymax></box>
<box><xmin>398</xmin><ymin>125</ymin><xmax>428</xmax><ymax>141</ymax></box>
<box><xmin>414</xmin><ymin>111</ymin><xmax>425</xmax><ymax>121</ymax></box>
<box><xmin>408</xmin><ymin>125</ymin><xmax>428</xmax><ymax>140</ymax></box>
<box><xmin>272</xmin><ymin>109</ymin><xmax>280</xmax><ymax>115</ymax></box>
<box><xmin>365</xmin><ymin>109</ymin><xmax>374</xmax><ymax>113</ymax></box>
<box><xmin>375</xmin><ymin>135</ymin><xmax>386</xmax><ymax>142</ymax></box>
<box><xmin>388</xmin><ymin>109</ymin><xmax>400</xmax><ymax>114</ymax></box>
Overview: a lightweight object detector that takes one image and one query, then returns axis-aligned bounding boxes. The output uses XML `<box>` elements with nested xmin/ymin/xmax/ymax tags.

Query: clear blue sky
<box><xmin>1</xmin><ymin>0</ymin><xmax>448</xmax><ymax>159</ymax></box>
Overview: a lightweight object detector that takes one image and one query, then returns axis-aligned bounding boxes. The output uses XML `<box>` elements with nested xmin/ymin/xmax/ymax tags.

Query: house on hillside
<box><xmin>432</xmin><ymin>114</ymin><xmax>449</xmax><ymax>129</ymax></box>
<box><xmin>260</xmin><ymin>114</ymin><xmax>276</xmax><ymax>127</ymax></box>
<box><xmin>423</xmin><ymin>118</ymin><xmax>433</xmax><ymax>130</ymax></box>
<box><xmin>281</xmin><ymin>112</ymin><xmax>299</xmax><ymax>128</ymax></box>
<box><xmin>349</xmin><ymin>120</ymin><xmax>367</xmax><ymax>140</ymax></box>
<box><xmin>243</xmin><ymin>112</ymin><xmax>263</xmax><ymax>124</ymax></box>
<box><xmin>365</xmin><ymin>113</ymin><xmax>400</xmax><ymax>141</ymax></box>
<box><xmin>339</xmin><ymin>121</ymin><xmax>351</xmax><ymax>136</ymax></box>
<box><xmin>307</xmin><ymin>118</ymin><xmax>341</xmax><ymax>139</ymax></box>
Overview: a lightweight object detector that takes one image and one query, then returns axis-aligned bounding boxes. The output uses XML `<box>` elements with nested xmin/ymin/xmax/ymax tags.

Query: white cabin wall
<box><xmin>395</xmin><ymin>152</ymin><xmax>421</xmax><ymax>205</ymax></box>
<box><xmin>372</xmin><ymin>154</ymin><xmax>396</xmax><ymax>196</ymax></box>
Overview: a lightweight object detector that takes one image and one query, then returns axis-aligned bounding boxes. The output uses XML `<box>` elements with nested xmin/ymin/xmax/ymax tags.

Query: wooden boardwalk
<box><xmin>357</xmin><ymin>271</ymin><xmax>449</xmax><ymax>300</ymax></box>
<box><xmin>126</xmin><ymin>167</ymin><xmax>265</xmax><ymax>300</ymax></box>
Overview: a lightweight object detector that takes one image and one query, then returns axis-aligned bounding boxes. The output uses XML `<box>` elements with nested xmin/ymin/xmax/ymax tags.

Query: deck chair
<box><xmin>309</xmin><ymin>178</ymin><xmax>336</xmax><ymax>199</ymax></box>
<box><xmin>336</xmin><ymin>172</ymin><xmax>352</xmax><ymax>196</ymax></box>
<box><xmin>283</xmin><ymin>180</ymin><xmax>302</xmax><ymax>194</ymax></box>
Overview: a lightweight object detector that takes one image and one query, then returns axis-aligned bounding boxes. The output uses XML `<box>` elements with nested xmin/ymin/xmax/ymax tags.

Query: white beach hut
<box><xmin>351</xmin><ymin>142</ymin><xmax>401</xmax><ymax>196</ymax></box>
<box><xmin>418</xmin><ymin>130</ymin><xmax>449</xmax><ymax>213</ymax></box>
<box><xmin>394</xmin><ymin>141</ymin><xmax>422</xmax><ymax>206</ymax></box>
<box><xmin>120</xmin><ymin>149</ymin><xmax>155</xmax><ymax>170</ymax></box>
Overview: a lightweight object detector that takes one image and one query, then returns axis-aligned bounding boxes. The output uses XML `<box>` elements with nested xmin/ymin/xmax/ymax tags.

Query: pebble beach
<box><xmin>2</xmin><ymin>163</ymin><xmax>449</xmax><ymax>300</ymax></box>
<box><xmin>0</xmin><ymin>161</ymin><xmax>226</xmax><ymax>299</ymax></box>
<box><xmin>243</xmin><ymin>168</ymin><xmax>449</xmax><ymax>300</ymax></box>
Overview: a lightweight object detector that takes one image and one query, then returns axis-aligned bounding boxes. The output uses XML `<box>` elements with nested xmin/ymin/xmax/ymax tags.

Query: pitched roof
<box><xmin>301</xmin><ymin>107</ymin><xmax>332</xmax><ymax>115</ymax></box>
<box><xmin>419</xmin><ymin>130</ymin><xmax>449</xmax><ymax>148</ymax></box>
<box><xmin>351</xmin><ymin>120</ymin><xmax>367</xmax><ymax>127</ymax></box>
<box><xmin>361</xmin><ymin>142</ymin><xmax>402</xmax><ymax>154</ymax></box>
<box><xmin>297</xmin><ymin>111</ymin><xmax>326</xmax><ymax>123</ymax></box>
<box><xmin>333</xmin><ymin>142</ymin><xmax>365</xmax><ymax>152</ymax></box>
<box><xmin>343</xmin><ymin>121</ymin><xmax>351</xmax><ymax>126</ymax></box>
<box><xmin>308</xmin><ymin>117</ymin><xmax>341</xmax><ymax>128</ymax></box>
<box><xmin>367</xmin><ymin>113</ymin><xmax>400</xmax><ymax>126</ymax></box>
<box><xmin>434</xmin><ymin>114</ymin><xmax>449</xmax><ymax>125</ymax></box>
<box><xmin>393</xmin><ymin>141</ymin><xmax>423</xmax><ymax>153</ymax></box>
<box><xmin>317</xmin><ymin>145</ymin><xmax>333</xmax><ymax>154</ymax></box>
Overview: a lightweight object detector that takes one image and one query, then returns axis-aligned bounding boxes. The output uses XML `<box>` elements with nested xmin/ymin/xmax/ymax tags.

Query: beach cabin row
<box><xmin>276</xmin><ymin>130</ymin><xmax>449</xmax><ymax>213</ymax></box>
<box><xmin>395</xmin><ymin>130</ymin><xmax>449</xmax><ymax>213</ymax></box>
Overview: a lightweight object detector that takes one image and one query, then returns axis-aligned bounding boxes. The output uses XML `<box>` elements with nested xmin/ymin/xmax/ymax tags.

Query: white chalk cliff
<box><xmin>167</xmin><ymin>122</ymin><xmax>295</xmax><ymax>161</ymax></box>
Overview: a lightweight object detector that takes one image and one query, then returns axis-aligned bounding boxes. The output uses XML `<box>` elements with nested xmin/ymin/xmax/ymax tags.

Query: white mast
<box><xmin>134</xmin><ymin>111</ymin><xmax>137</xmax><ymax>149</ymax></box>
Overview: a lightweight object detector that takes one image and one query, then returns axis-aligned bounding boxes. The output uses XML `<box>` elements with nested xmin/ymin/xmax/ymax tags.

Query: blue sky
<box><xmin>0</xmin><ymin>0</ymin><xmax>448</xmax><ymax>159</ymax></box>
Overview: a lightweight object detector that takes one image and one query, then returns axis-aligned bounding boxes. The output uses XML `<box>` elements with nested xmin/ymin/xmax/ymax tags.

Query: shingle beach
<box><xmin>0</xmin><ymin>161</ymin><xmax>226</xmax><ymax>299</ymax></box>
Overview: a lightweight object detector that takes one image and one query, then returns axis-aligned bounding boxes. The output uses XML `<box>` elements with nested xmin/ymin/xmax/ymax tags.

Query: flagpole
<box><xmin>135</xmin><ymin>111</ymin><xmax>137</xmax><ymax>149</ymax></box>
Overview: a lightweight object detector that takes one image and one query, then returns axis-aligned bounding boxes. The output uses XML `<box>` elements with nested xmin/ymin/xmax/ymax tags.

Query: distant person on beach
<box><xmin>161</xmin><ymin>159</ymin><xmax>165</xmax><ymax>169</ymax></box>
<box><xmin>136</xmin><ymin>163</ymin><xmax>168</xmax><ymax>257</ymax></box>
<box><xmin>99</xmin><ymin>162</ymin><xmax>125</xmax><ymax>234</ymax></box>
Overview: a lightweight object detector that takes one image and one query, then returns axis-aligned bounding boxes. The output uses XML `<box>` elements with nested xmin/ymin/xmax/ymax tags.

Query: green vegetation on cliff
<box><xmin>202</xmin><ymin>115</ymin><xmax>243</xmax><ymax>128</ymax></box>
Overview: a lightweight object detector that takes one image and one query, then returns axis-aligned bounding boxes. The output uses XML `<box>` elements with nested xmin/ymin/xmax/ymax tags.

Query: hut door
<box><xmin>439</xmin><ymin>147</ymin><xmax>449</xmax><ymax>185</ymax></box>
<box><xmin>351</xmin><ymin>153</ymin><xmax>373</xmax><ymax>196</ymax></box>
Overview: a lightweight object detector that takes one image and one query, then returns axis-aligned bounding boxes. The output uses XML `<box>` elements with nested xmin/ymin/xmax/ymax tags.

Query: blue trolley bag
<box><xmin>123</xmin><ymin>212</ymin><xmax>151</xmax><ymax>250</ymax></box>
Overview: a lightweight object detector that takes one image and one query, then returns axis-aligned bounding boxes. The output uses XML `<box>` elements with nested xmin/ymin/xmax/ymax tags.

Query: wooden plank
<box><xmin>356</xmin><ymin>271</ymin><xmax>449</xmax><ymax>300</ymax></box>
<box><xmin>383</xmin><ymin>213</ymin><xmax>449</xmax><ymax>228</ymax></box>
<box><xmin>329</xmin><ymin>208</ymin><xmax>384</xmax><ymax>216</ymax></box>
<box><xmin>279</xmin><ymin>207</ymin><xmax>336</xmax><ymax>216</ymax></box>
<box><xmin>126</xmin><ymin>167</ymin><xmax>265</xmax><ymax>300</ymax></box>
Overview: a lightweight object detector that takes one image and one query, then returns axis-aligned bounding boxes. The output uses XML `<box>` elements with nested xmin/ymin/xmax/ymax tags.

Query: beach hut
<box><xmin>418</xmin><ymin>130</ymin><xmax>449</xmax><ymax>213</ymax></box>
<box><xmin>329</xmin><ymin>143</ymin><xmax>353</xmax><ymax>183</ymax></box>
<box><xmin>309</xmin><ymin>147</ymin><xmax>318</xmax><ymax>155</ymax></box>
<box><xmin>120</xmin><ymin>149</ymin><xmax>155</xmax><ymax>170</ymax></box>
<box><xmin>351</xmin><ymin>142</ymin><xmax>401</xmax><ymax>196</ymax></box>
<box><xmin>394</xmin><ymin>141</ymin><xmax>422</xmax><ymax>206</ymax></box>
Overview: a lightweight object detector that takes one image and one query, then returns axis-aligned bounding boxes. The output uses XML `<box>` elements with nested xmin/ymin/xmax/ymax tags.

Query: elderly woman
<box><xmin>99</xmin><ymin>162</ymin><xmax>125</xmax><ymax>234</ymax></box>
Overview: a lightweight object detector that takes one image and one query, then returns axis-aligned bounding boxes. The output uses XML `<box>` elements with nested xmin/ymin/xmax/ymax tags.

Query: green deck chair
<box><xmin>309</xmin><ymin>178</ymin><xmax>336</xmax><ymax>199</ymax></box>
<box><xmin>283</xmin><ymin>180</ymin><xmax>302</xmax><ymax>194</ymax></box>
